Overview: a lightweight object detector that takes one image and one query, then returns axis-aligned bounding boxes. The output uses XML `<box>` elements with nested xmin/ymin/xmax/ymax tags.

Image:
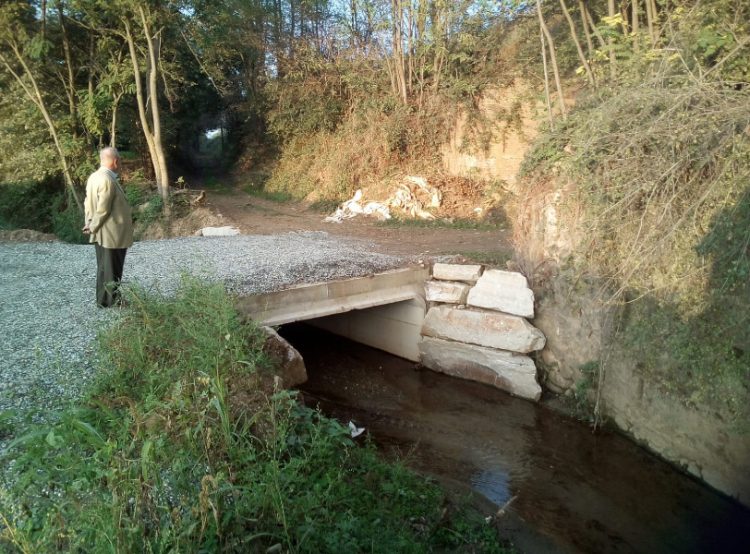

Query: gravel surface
<box><xmin>0</xmin><ymin>232</ymin><xmax>411</xmax><ymax>448</ymax></box>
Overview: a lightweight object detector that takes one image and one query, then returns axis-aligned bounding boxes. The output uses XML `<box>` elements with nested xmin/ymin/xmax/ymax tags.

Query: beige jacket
<box><xmin>84</xmin><ymin>167</ymin><xmax>134</xmax><ymax>249</ymax></box>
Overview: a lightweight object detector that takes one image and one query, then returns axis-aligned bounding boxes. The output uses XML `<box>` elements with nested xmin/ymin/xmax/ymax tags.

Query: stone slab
<box><xmin>260</xmin><ymin>326</ymin><xmax>307</xmax><ymax>387</ymax></box>
<box><xmin>199</xmin><ymin>226</ymin><xmax>240</xmax><ymax>236</ymax></box>
<box><xmin>422</xmin><ymin>305</ymin><xmax>546</xmax><ymax>353</ymax></box>
<box><xmin>425</xmin><ymin>280</ymin><xmax>470</xmax><ymax>304</ymax></box>
<box><xmin>467</xmin><ymin>269</ymin><xmax>535</xmax><ymax>317</ymax></box>
<box><xmin>420</xmin><ymin>337</ymin><xmax>541</xmax><ymax>401</ymax></box>
<box><xmin>432</xmin><ymin>263</ymin><xmax>483</xmax><ymax>283</ymax></box>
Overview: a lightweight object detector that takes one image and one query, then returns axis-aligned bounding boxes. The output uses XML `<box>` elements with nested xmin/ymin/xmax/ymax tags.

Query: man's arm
<box><xmin>82</xmin><ymin>178</ymin><xmax>94</xmax><ymax>234</ymax></box>
<box><xmin>87</xmin><ymin>175</ymin><xmax>115</xmax><ymax>234</ymax></box>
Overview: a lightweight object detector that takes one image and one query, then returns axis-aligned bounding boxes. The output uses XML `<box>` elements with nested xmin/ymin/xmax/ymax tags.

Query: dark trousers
<box><xmin>95</xmin><ymin>244</ymin><xmax>127</xmax><ymax>307</ymax></box>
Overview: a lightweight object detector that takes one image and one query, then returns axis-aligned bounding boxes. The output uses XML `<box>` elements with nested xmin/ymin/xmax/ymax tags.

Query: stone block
<box><xmin>422</xmin><ymin>305</ymin><xmax>546</xmax><ymax>354</ymax></box>
<box><xmin>425</xmin><ymin>280</ymin><xmax>470</xmax><ymax>304</ymax></box>
<box><xmin>199</xmin><ymin>226</ymin><xmax>240</xmax><ymax>236</ymax></box>
<box><xmin>420</xmin><ymin>337</ymin><xmax>541</xmax><ymax>401</ymax></box>
<box><xmin>260</xmin><ymin>326</ymin><xmax>307</xmax><ymax>387</ymax></box>
<box><xmin>467</xmin><ymin>269</ymin><xmax>535</xmax><ymax>318</ymax></box>
<box><xmin>432</xmin><ymin>263</ymin><xmax>483</xmax><ymax>283</ymax></box>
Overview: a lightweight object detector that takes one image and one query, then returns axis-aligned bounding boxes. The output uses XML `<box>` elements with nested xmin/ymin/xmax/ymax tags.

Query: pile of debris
<box><xmin>324</xmin><ymin>176</ymin><xmax>442</xmax><ymax>223</ymax></box>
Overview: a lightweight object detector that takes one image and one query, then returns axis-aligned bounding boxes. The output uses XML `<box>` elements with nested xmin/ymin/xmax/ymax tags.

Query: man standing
<box><xmin>83</xmin><ymin>147</ymin><xmax>134</xmax><ymax>307</ymax></box>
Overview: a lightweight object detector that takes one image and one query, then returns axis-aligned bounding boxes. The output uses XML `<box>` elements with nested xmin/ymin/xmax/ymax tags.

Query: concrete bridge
<box><xmin>239</xmin><ymin>266</ymin><xmax>429</xmax><ymax>361</ymax></box>
<box><xmin>237</xmin><ymin>262</ymin><xmax>546</xmax><ymax>401</ymax></box>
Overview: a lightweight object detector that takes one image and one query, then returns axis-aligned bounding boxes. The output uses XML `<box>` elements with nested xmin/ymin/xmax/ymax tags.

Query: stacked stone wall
<box><xmin>419</xmin><ymin>263</ymin><xmax>546</xmax><ymax>401</ymax></box>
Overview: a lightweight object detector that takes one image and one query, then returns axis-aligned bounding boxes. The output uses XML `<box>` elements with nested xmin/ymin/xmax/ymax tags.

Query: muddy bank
<box><xmin>283</xmin><ymin>324</ymin><xmax>750</xmax><ymax>554</ymax></box>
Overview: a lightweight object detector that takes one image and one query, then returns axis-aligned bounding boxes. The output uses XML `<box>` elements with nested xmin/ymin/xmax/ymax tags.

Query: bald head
<box><xmin>100</xmin><ymin>147</ymin><xmax>120</xmax><ymax>170</ymax></box>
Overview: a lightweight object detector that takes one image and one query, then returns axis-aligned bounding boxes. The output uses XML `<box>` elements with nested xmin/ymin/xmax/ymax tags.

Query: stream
<box><xmin>281</xmin><ymin>323</ymin><xmax>750</xmax><ymax>554</ymax></box>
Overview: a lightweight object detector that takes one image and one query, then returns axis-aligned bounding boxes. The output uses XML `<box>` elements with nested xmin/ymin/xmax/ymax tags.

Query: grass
<box><xmin>0</xmin><ymin>278</ymin><xmax>507</xmax><ymax>553</ymax></box>
<box><xmin>200</xmin><ymin>175</ymin><xmax>234</xmax><ymax>194</ymax></box>
<box><xmin>244</xmin><ymin>184</ymin><xmax>293</xmax><ymax>203</ymax></box>
<box><xmin>308</xmin><ymin>198</ymin><xmax>341</xmax><ymax>213</ymax></box>
<box><xmin>378</xmin><ymin>217</ymin><xmax>504</xmax><ymax>231</ymax></box>
<box><xmin>450</xmin><ymin>250</ymin><xmax>513</xmax><ymax>268</ymax></box>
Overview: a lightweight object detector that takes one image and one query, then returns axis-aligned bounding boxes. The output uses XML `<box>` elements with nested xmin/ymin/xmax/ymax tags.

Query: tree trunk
<box><xmin>645</xmin><ymin>0</ymin><xmax>658</xmax><ymax>45</ymax></box>
<box><xmin>56</xmin><ymin>1</ymin><xmax>78</xmax><ymax>137</ymax></box>
<box><xmin>125</xmin><ymin>19</ymin><xmax>169</xmax><ymax>214</ymax></box>
<box><xmin>632</xmin><ymin>0</ymin><xmax>640</xmax><ymax>52</ymax></box>
<box><xmin>41</xmin><ymin>0</ymin><xmax>47</xmax><ymax>40</ymax></box>
<box><xmin>579</xmin><ymin>0</ymin><xmax>594</xmax><ymax>57</ymax></box>
<box><xmin>290</xmin><ymin>0</ymin><xmax>296</xmax><ymax>57</ymax></box>
<box><xmin>139</xmin><ymin>6</ymin><xmax>170</xmax><ymax>212</ymax></box>
<box><xmin>540</xmin><ymin>28</ymin><xmax>554</xmax><ymax>129</ymax></box>
<box><xmin>607</xmin><ymin>0</ymin><xmax>617</xmax><ymax>78</ymax></box>
<box><xmin>110</xmin><ymin>92</ymin><xmax>122</xmax><ymax>148</ymax></box>
<box><xmin>391</xmin><ymin>0</ymin><xmax>408</xmax><ymax>104</ymax></box>
<box><xmin>585</xmin><ymin>3</ymin><xmax>607</xmax><ymax>49</ymax></box>
<box><xmin>350</xmin><ymin>0</ymin><xmax>357</xmax><ymax>47</ymax></box>
<box><xmin>560</xmin><ymin>0</ymin><xmax>595</xmax><ymax>86</ymax></box>
<box><xmin>536</xmin><ymin>0</ymin><xmax>566</xmax><ymax>119</ymax></box>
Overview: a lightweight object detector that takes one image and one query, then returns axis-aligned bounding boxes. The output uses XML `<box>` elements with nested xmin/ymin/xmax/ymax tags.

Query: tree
<box><xmin>123</xmin><ymin>4</ymin><xmax>170</xmax><ymax>212</ymax></box>
<box><xmin>0</xmin><ymin>1</ymin><xmax>83</xmax><ymax>209</ymax></box>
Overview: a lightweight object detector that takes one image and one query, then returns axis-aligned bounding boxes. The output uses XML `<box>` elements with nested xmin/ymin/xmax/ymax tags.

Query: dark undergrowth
<box><xmin>0</xmin><ymin>279</ymin><xmax>507</xmax><ymax>553</ymax></box>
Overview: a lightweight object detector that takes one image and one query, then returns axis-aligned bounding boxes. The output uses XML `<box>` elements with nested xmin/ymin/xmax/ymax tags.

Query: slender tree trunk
<box><xmin>0</xmin><ymin>48</ymin><xmax>82</xmax><ymax>211</ymax></box>
<box><xmin>540</xmin><ymin>28</ymin><xmax>554</xmax><ymax>129</ymax></box>
<box><xmin>652</xmin><ymin>0</ymin><xmax>660</xmax><ymax>38</ymax></box>
<box><xmin>585</xmin><ymin>3</ymin><xmax>607</xmax><ymax>49</ymax></box>
<box><xmin>407</xmin><ymin>6</ymin><xmax>412</xmax><ymax>97</ymax></box>
<box><xmin>560</xmin><ymin>0</ymin><xmax>595</xmax><ymax>86</ymax></box>
<box><xmin>645</xmin><ymin>0</ymin><xmax>658</xmax><ymax>45</ymax></box>
<box><xmin>139</xmin><ymin>6</ymin><xmax>170</xmax><ymax>212</ymax></box>
<box><xmin>41</xmin><ymin>0</ymin><xmax>47</xmax><ymax>40</ymax></box>
<box><xmin>607</xmin><ymin>0</ymin><xmax>617</xmax><ymax>78</ymax></box>
<box><xmin>290</xmin><ymin>0</ymin><xmax>296</xmax><ymax>57</ymax></box>
<box><xmin>579</xmin><ymin>0</ymin><xmax>594</xmax><ymax>57</ymax></box>
<box><xmin>632</xmin><ymin>0</ymin><xmax>640</xmax><ymax>52</ymax></box>
<box><xmin>350</xmin><ymin>0</ymin><xmax>357</xmax><ymax>47</ymax></box>
<box><xmin>391</xmin><ymin>0</ymin><xmax>408</xmax><ymax>104</ymax></box>
<box><xmin>125</xmin><ymin>19</ymin><xmax>170</xmax><ymax>214</ymax></box>
<box><xmin>536</xmin><ymin>0</ymin><xmax>566</xmax><ymax>119</ymax></box>
<box><xmin>110</xmin><ymin>92</ymin><xmax>122</xmax><ymax>148</ymax></box>
<box><xmin>56</xmin><ymin>1</ymin><xmax>78</xmax><ymax>137</ymax></box>
<box><xmin>431</xmin><ymin>2</ymin><xmax>446</xmax><ymax>93</ymax></box>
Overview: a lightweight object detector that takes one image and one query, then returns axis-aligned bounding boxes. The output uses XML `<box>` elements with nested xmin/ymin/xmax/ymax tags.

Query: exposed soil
<box><xmin>200</xmin><ymin>179</ymin><xmax>512</xmax><ymax>260</ymax></box>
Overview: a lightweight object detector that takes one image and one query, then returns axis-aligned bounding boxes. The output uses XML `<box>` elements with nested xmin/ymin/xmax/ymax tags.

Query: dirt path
<box><xmin>202</xmin><ymin>184</ymin><xmax>512</xmax><ymax>262</ymax></box>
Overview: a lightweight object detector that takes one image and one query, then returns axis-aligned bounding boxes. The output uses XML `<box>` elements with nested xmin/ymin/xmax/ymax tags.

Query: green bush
<box><xmin>0</xmin><ymin>279</ymin><xmax>506</xmax><ymax>553</ymax></box>
<box><xmin>0</xmin><ymin>180</ymin><xmax>56</xmax><ymax>232</ymax></box>
<box><xmin>51</xmin><ymin>193</ymin><xmax>86</xmax><ymax>244</ymax></box>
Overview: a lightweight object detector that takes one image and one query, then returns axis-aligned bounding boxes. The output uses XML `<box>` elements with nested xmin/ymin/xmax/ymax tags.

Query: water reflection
<box><xmin>283</xmin><ymin>324</ymin><xmax>750</xmax><ymax>554</ymax></box>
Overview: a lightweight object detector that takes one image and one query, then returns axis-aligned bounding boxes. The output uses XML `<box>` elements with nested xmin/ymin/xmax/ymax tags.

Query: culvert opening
<box><xmin>282</xmin><ymin>298</ymin><xmax>425</xmax><ymax>362</ymax></box>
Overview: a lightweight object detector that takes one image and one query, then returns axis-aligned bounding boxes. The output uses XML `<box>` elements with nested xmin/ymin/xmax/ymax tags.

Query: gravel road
<box><xmin>0</xmin><ymin>232</ymin><xmax>410</xmax><ymax>439</ymax></box>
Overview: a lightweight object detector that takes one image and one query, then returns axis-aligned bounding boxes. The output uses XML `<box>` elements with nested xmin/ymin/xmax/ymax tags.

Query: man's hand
<box><xmin>82</xmin><ymin>224</ymin><xmax>91</xmax><ymax>235</ymax></box>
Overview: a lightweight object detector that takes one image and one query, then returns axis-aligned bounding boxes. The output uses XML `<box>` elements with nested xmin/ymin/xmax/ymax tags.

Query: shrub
<box><xmin>0</xmin><ymin>180</ymin><xmax>56</xmax><ymax>232</ymax></box>
<box><xmin>51</xmin><ymin>193</ymin><xmax>87</xmax><ymax>244</ymax></box>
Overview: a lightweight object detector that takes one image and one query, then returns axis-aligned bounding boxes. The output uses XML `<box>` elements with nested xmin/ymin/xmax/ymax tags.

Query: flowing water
<box><xmin>281</xmin><ymin>324</ymin><xmax>750</xmax><ymax>554</ymax></box>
